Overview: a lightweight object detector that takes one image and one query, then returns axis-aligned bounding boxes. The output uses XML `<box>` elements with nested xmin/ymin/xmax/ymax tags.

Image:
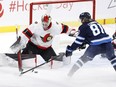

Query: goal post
<box><xmin>29</xmin><ymin>0</ymin><xmax>96</xmax><ymax>26</ymax></box>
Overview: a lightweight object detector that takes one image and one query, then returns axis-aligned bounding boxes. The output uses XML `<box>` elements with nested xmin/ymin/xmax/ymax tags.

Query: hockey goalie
<box><xmin>9</xmin><ymin>14</ymin><xmax>77</xmax><ymax>67</ymax></box>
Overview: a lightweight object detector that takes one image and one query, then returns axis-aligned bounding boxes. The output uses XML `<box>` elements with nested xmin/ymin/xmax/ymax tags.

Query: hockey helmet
<box><xmin>41</xmin><ymin>14</ymin><xmax>52</xmax><ymax>30</ymax></box>
<box><xmin>79</xmin><ymin>12</ymin><xmax>91</xmax><ymax>20</ymax></box>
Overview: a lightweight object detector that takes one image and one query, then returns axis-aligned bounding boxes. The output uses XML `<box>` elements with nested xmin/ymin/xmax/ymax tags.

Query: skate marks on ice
<box><xmin>0</xmin><ymin>25</ymin><xmax>116</xmax><ymax>87</ymax></box>
<box><xmin>0</xmin><ymin>53</ymin><xmax>116</xmax><ymax>87</ymax></box>
<box><xmin>0</xmin><ymin>64</ymin><xmax>116</xmax><ymax>87</ymax></box>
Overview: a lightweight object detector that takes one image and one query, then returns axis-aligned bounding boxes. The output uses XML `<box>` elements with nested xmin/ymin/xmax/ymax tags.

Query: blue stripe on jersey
<box><xmin>90</xmin><ymin>36</ymin><xmax>112</xmax><ymax>45</ymax></box>
<box><xmin>76</xmin><ymin>36</ymin><xmax>85</xmax><ymax>40</ymax></box>
<box><xmin>74</xmin><ymin>40</ymin><xmax>83</xmax><ymax>45</ymax></box>
<box><xmin>74</xmin><ymin>36</ymin><xmax>85</xmax><ymax>45</ymax></box>
<box><xmin>66</xmin><ymin>49</ymin><xmax>73</xmax><ymax>52</ymax></box>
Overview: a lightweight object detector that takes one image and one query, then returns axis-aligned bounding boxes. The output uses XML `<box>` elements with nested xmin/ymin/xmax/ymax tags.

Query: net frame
<box><xmin>29</xmin><ymin>0</ymin><xmax>96</xmax><ymax>24</ymax></box>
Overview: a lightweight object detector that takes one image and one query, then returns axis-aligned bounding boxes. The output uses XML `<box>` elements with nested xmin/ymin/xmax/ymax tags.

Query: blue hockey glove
<box><xmin>65</xmin><ymin>45</ymin><xmax>73</xmax><ymax>57</ymax></box>
<box><xmin>78</xmin><ymin>42</ymin><xmax>86</xmax><ymax>50</ymax></box>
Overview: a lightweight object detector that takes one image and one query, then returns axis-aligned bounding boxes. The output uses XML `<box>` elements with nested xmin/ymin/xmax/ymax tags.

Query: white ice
<box><xmin>0</xmin><ymin>24</ymin><xmax>116</xmax><ymax>87</ymax></box>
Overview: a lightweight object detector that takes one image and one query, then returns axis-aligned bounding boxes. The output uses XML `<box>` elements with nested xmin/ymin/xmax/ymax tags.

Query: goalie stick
<box><xmin>20</xmin><ymin>57</ymin><xmax>56</xmax><ymax>75</ymax></box>
<box><xmin>20</xmin><ymin>53</ymin><xmax>66</xmax><ymax>75</ymax></box>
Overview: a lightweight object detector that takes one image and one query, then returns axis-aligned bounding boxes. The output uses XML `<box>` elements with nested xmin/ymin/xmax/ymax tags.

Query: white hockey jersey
<box><xmin>14</xmin><ymin>21</ymin><xmax>75</xmax><ymax>52</ymax></box>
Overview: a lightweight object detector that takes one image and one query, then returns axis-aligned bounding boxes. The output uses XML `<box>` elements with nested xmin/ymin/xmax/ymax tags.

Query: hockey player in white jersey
<box><xmin>10</xmin><ymin>14</ymin><xmax>76</xmax><ymax>62</ymax></box>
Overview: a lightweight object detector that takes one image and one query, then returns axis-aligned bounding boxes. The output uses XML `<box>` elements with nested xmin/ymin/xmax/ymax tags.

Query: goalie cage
<box><xmin>29</xmin><ymin>0</ymin><xmax>96</xmax><ymax>25</ymax></box>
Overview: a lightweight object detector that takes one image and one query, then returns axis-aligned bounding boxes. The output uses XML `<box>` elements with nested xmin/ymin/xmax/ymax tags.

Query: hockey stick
<box><xmin>16</xmin><ymin>25</ymin><xmax>23</xmax><ymax>72</ymax></box>
<box><xmin>20</xmin><ymin>53</ymin><xmax>66</xmax><ymax>75</ymax></box>
<box><xmin>20</xmin><ymin>57</ymin><xmax>54</xmax><ymax>75</ymax></box>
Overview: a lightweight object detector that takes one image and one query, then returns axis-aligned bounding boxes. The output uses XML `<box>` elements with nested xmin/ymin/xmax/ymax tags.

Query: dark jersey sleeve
<box><xmin>70</xmin><ymin>25</ymin><xmax>87</xmax><ymax>51</ymax></box>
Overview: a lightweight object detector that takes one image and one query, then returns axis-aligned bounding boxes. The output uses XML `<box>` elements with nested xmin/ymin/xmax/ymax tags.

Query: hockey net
<box><xmin>29</xmin><ymin>0</ymin><xmax>96</xmax><ymax>26</ymax></box>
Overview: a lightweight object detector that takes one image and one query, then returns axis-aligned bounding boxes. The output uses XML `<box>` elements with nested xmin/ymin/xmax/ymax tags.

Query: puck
<box><xmin>34</xmin><ymin>71</ymin><xmax>38</xmax><ymax>73</ymax></box>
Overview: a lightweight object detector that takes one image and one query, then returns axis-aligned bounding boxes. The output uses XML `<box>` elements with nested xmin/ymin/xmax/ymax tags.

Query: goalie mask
<box><xmin>41</xmin><ymin>14</ymin><xmax>52</xmax><ymax>30</ymax></box>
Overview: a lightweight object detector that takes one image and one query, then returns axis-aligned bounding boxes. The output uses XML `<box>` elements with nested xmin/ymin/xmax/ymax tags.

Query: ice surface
<box><xmin>0</xmin><ymin>24</ymin><xmax>116</xmax><ymax>87</ymax></box>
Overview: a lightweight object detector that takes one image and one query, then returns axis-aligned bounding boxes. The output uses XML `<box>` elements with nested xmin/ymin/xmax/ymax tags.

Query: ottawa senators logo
<box><xmin>40</xmin><ymin>33</ymin><xmax>53</xmax><ymax>42</ymax></box>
